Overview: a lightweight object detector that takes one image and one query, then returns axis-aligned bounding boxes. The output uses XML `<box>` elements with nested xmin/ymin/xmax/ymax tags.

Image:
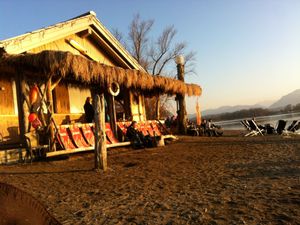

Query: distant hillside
<box><xmin>269</xmin><ymin>89</ymin><xmax>300</xmax><ymax>109</ymax></box>
<box><xmin>201</xmin><ymin>104</ymin><xmax>265</xmax><ymax>116</ymax></box>
<box><xmin>188</xmin><ymin>89</ymin><xmax>300</xmax><ymax>120</ymax></box>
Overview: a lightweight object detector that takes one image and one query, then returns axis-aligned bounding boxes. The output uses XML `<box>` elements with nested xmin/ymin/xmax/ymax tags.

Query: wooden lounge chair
<box><xmin>56</xmin><ymin>125</ymin><xmax>76</xmax><ymax>149</ymax></box>
<box><xmin>48</xmin><ymin>124</ymin><xmax>93</xmax><ymax>157</ymax></box>
<box><xmin>105</xmin><ymin>123</ymin><xmax>119</xmax><ymax>144</ymax></box>
<box><xmin>150</xmin><ymin>120</ymin><xmax>178</xmax><ymax>143</ymax></box>
<box><xmin>105</xmin><ymin>123</ymin><xmax>131</xmax><ymax>148</ymax></box>
<box><xmin>81</xmin><ymin>123</ymin><xmax>95</xmax><ymax>146</ymax></box>
<box><xmin>69</xmin><ymin>124</ymin><xmax>92</xmax><ymax>148</ymax></box>
<box><xmin>145</xmin><ymin>121</ymin><xmax>155</xmax><ymax>137</ymax></box>
<box><xmin>116</xmin><ymin>122</ymin><xmax>128</xmax><ymax>135</ymax></box>
<box><xmin>47</xmin><ymin>122</ymin><xmax>131</xmax><ymax>157</ymax></box>
<box><xmin>150</xmin><ymin>120</ymin><xmax>163</xmax><ymax>136</ymax></box>
<box><xmin>137</xmin><ymin>122</ymin><xmax>149</xmax><ymax>136</ymax></box>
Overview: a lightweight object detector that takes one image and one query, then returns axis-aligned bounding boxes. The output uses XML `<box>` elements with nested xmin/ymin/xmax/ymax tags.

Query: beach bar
<box><xmin>0</xmin><ymin>11</ymin><xmax>201</xmax><ymax>164</ymax></box>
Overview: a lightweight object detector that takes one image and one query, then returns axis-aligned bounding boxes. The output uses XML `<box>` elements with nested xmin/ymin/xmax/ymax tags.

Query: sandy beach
<box><xmin>0</xmin><ymin>131</ymin><xmax>300</xmax><ymax>225</ymax></box>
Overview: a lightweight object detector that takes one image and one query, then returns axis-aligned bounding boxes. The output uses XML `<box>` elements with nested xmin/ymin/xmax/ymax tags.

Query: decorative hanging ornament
<box><xmin>28</xmin><ymin>112</ymin><xmax>42</xmax><ymax>129</ymax></box>
<box><xmin>108</xmin><ymin>82</ymin><xmax>120</xmax><ymax>96</ymax></box>
<box><xmin>28</xmin><ymin>112</ymin><xmax>37</xmax><ymax>122</ymax></box>
<box><xmin>29</xmin><ymin>85</ymin><xmax>39</xmax><ymax>104</ymax></box>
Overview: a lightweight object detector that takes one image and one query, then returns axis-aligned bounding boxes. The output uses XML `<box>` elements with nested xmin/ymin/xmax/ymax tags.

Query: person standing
<box><xmin>84</xmin><ymin>97</ymin><xmax>94</xmax><ymax>123</ymax></box>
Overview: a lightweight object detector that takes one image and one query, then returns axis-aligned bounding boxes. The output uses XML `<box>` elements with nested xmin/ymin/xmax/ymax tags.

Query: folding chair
<box><xmin>275</xmin><ymin>120</ymin><xmax>287</xmax><ymax>135</ymax></box>
<box><xmin>247</xmin><ymin>120</ymin><xmax>264</xmax><ymax>136</ymax></box>
<box><xmin>287</xmin><ymin>120</ymin><xmax>298</xmax><ymax>132</ymax></box>
<box><xmin>240</xmin><ymin>120</ymin><xmax>251</xmax><ymax>132</ymax></box>
<box><xmin>293</xmin><ymin>122</ymin><xmax>300</xmax><ymax>134</ymax></box>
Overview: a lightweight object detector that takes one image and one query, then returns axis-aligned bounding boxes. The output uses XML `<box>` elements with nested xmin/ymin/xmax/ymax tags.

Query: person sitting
<box><xmin>126</xmin><ymin>121</ymin><xmax>145</xmax><ymax>149</ymax></box>
<box><xmin>200</xmin><ymin>119</ymin><xmax>207</xmax><ymax>136</ymax></box>
<box><xmin>126</xmin><ymin>121</ymin><xmax>157</xmax><ymax>149</ymax></box>
<box><xmin>207</xmin><ymin>119</ymin><xmax>223</xmax><ymax>137</ymax></box>
<box><xmin>165</xmin><ymin>116</ymin><xmax>171</xmax><ymax>128</ymax></box>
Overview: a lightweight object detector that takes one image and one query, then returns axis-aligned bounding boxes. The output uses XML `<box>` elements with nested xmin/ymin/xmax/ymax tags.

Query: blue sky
<box><xmin>1</xmin><ymin>0</ymin><xmax>300</xmax><ymax>114</ymax></box>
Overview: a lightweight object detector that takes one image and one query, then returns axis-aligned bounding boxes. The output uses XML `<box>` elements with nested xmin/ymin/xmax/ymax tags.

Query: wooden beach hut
<box><xmin>0</xmin><ymin>11</ymin><xmax>201</xmax><ymax>163</ymax></box>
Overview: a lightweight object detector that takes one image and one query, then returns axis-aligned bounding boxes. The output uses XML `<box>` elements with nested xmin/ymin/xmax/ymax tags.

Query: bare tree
<box><xmin>128</xmin><ymin>14</ymin><xmax>154</xmax><ymax>71</ymax></box>
<box><xmin>114</xmin><ymin>14</ymin><xmax>197</xmax><ymax>119</ymax></box>
<box><xmin>149</xmin><ymin>26</ymin><xmax>185</xmax><ymax>76</ymax></box>
<box><xmin>183</xmin><ymin>51</ymin><xmax>197</xmax><ymax>76</ymax></box>
<box><xmin>111</xmin><ymin>28</ymin><xmax>124</xmax><ymax>45</ymax></box>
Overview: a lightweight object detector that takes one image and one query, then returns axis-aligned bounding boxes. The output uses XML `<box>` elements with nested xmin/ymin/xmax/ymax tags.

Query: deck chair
<box><xmin>81</xmin><ymin>123</ymin><xmax>95</xmax><ymax>146</ymax></box>
<box><xmin>293</xmin><ymin>122</ymin><xmax>300</xmax><ymax>134</ymax></box>
<box><xmin>56</xmin><ymin>125</ymin><xmax>76</xmax><ymax>149</ymax></box>
<box><xmin>247</xmin><ymin>120</ymin><xmax>264</xmax><ymax>136</ymax></box>
<box><xmin>117</xmin><ymin>122</ymin><xmax>128</xmax><ymax>135</ymax></box>
<box><xmin>241</xmin><ymin>120</ymin><xmax>257</xmax><ymax>137</ymax></box>
<box><xmin>264</xmin><ymin>123</ymin><xmax>275</xmax><ymax>134</ymax></box>
<box><xmin>282</xmin><ymin>120</ymin><xmax>300</xmax><ymax>135</ymax></box>
<box><xmin>287</xmin><ymin>120</ymin><xmax>298</xmax><ymax>132</ymax></box>
<box><xmin>150</xmin><ymin>121</ymin><xmax>163</xmax><ymax>136</ymax></box>
<box><xmin>240</xmin><ymin>120</ymin><xmax>251</xmax><ymax>132</ymax></box>
<box><xmin>151</xmin><ymin>120</ymin><xmax>178</xmax><ymax>144</ymax></box>
<box><xmin>117</xmin><ymin>121</ymin><xmax>132</xmax><ymax>142</ymax></box>
<box><xmin>69</xmin><ymin>124</ymin><xmax>92</xmax><ymax>148</ymax></box>
<box><xmin>145</xmin><ymin>121</ymin><xmax>155</xmax><ymax>137</ymax></box>
<box><xmin>138</xmin><ymin>122</ymin><xmax>150</xmax><ymax>136</ymax></box>
<box><xmin>276</xmin><ymin>120</ymin><xmax>287</xmax><ymax>135</ymax></box>
<box><xmin>105</xmin><ymin>123</ymin><xmax>119</xmax><ymax>144</ymax></box>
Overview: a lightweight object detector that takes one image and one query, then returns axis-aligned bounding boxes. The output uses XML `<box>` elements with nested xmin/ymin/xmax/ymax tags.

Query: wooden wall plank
<box><xmin>53</xmin><ymin>83</ymin><xmax>70</xmax><ymax>114</ymax></box>
<box><xmin>0</xmin><ymin>77</ymin><xmax>14</xmax><ymax>115</ymax></box>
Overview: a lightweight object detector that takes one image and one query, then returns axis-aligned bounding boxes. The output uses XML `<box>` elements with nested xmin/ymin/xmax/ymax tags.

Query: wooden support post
<box><xmin>176</xmin><ymin>63</ymin><xmax>187</xmax><ymax>135</ymax></box>
<box><xmin>46</xmin><ymin>77</ymin><xmax>55</xmax><ymax>151</ymax></box>
<box><xmin>108</xmin><ymin>95</ymin><xmax>117</xmax><ymax>138</ymax></box>
<box><xmin>16</xmin><ymin>73</ymin><xmax>28</xmax><ymax>147</ymax></box>
<box><xmin>155</xmin><ymin>95</ymin><xmax>160</xmax><ymax>120</ymax></box>
<box><xmin>94</xmin><ymin>94</ymin><xmax>107</xmax><ymax>171</ymax></box>
<box><xmin>123</xmin><ymin>90</ymin><xmax>132</xmax><ymax>120</ymax></box>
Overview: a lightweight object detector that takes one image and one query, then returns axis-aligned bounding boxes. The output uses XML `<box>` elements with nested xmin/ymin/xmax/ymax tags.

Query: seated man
<box><xmin>126</xmin><ymin>121</ymin><xmax>157</xmax><ymax>149</ymax></box>
<box><xmin>126</xmin><ymin>121</ymin><xmax>145</xmax><ymax>149</ymax></box>
<box><xmin>207</xmin><ymin>119</ymin><xmax>223</xmax><ymax>137</ymax></box>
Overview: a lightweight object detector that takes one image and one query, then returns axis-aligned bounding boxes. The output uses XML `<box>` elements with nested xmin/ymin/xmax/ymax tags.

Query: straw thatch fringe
<box><xmin>0</xmin><ymin>50</ymin><xmax>202</xmax><ymax>96</ymax></box>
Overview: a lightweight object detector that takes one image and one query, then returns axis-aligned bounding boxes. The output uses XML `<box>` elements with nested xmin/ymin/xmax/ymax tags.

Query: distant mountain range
<box><xmin>269</xmin><ymin>89</ymin><xmax>300</xmax><ymax>109</ymax></box>
<box><xmin>192</xmin><ymin>89</ymin><xmax>300</xmax><ymax>117</ymax></box>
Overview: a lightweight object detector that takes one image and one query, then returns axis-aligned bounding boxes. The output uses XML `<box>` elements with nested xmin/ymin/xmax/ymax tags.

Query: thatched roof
<box><xmin>0</xmin><ymin>50</ymin><xmax>202</xmax><ymax>96</ymax></box>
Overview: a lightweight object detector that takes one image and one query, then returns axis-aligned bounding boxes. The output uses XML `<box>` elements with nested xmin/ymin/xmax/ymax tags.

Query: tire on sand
<box><xmin>0</xmin><ymin>182</ymin><xmax>61</xmax><ymax>225</ymax></box>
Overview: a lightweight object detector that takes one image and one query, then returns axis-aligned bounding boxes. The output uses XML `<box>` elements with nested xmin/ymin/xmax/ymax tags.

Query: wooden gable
<box><xmin>29</xmin><ymin>33</ymin><xmax>118</xmax><ymax>67</ymax></box>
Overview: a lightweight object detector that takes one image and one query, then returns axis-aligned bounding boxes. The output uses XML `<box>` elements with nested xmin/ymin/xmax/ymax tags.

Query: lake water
<box><xmin>214</xmin><ymin>112</ymin><xmax>300</xmax><ymax>130</ymax></box>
